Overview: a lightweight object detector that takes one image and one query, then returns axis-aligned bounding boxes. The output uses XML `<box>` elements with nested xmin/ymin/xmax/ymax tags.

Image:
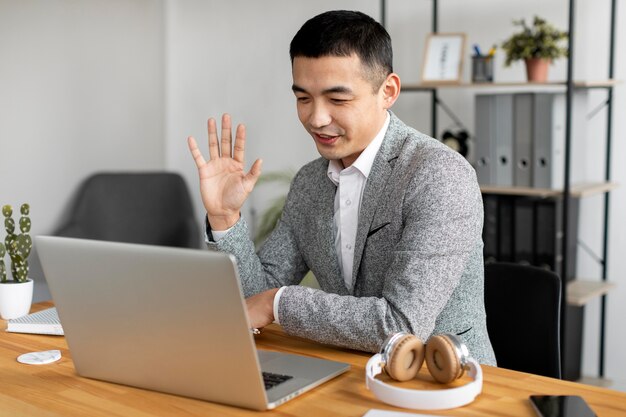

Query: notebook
<box><xmin>6</xmin><ymin>307</ymin><xmax>64</xmax><ymax>335</ymax></box>
<box><xmin>35</xmin><ymin>236</ymin><xmax>349</xmax><ymax>410</ymax></box>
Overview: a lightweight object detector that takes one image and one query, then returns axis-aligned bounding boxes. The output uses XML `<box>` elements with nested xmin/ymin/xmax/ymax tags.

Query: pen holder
<box><xmin>472</xmin><ymin>56</ymin><xmax>494</xmax><ymax>83</ymax></box>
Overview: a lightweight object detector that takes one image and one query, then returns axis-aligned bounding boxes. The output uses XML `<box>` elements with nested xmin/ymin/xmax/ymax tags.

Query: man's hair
<box><xmin>289</xmin><ymin>10</ymin><xmax>393</xmax><ymax>90</ymax></box>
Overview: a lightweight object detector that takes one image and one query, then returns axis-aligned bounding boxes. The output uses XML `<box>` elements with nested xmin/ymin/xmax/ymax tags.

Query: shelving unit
<box><xmin>381</xmin><ymin>0</ymin><xmax>618</xmax><ymax>380</ymax></box>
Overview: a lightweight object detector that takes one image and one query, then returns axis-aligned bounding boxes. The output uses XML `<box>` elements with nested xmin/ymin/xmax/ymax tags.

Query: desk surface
<box><xmin>2</xmin><ymin>302</ymin><xmax>625</xmax><ymax>417</ymax></box>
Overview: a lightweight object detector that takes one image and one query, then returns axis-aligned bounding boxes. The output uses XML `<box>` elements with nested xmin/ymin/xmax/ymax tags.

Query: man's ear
<box><xmin>381</xmin><ymin>73</ymin><xmax>401</xmax><ymax>109</ymax></box>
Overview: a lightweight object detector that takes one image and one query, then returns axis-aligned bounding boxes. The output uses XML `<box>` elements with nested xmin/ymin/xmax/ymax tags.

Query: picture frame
<box><xmin>420</xmin><ymin>33</ymin><xmax>466</xmax><ymax>84</ymax></box>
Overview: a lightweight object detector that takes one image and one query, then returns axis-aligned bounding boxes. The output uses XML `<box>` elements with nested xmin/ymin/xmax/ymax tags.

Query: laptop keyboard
<box><xmin>262</xmin><ymin>371</ymin><xmax>293</xmax><ymax>390</ymax></box>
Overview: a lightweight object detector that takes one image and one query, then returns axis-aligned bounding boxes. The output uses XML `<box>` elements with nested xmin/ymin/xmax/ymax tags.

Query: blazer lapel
<box><xmin>350</xmin><ymin>114</ymin><xmax>405</xmax><ymax>293</ymax></box>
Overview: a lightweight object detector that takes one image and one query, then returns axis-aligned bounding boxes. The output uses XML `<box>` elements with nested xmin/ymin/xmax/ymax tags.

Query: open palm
<box><xmin>188</xmin><ymin>114</ymin><xmax>262</xmax><ymax>231</ymax></box>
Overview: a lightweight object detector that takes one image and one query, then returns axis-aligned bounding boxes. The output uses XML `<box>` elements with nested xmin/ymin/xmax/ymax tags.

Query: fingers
<box><xmin>221</xmin><ymin>113</ymin><xmax>232</xmax><ymax>158</ymax></box>
<box><xmin>204</xmin><ymin>114</ymin><xmax>247</xmax><ymax>162</ymax></box>
<box><xmin>233</xmin><ymin>124</ymin><xmax>246</xmax><ymax>163</ymax></box>
<box><xmin>243</xmin><ymin>159</ymin><xmax>263</xmax><ymax>192</ymax></box>
<box><xmin>207</xmin><ymin>118</ymin><xmax>220</xmax><ymax>160</ymax></box>
<box><xmin>187</xmin><ymin>136</ymin><xmax>206</xmax><ymax>168</ymax></box>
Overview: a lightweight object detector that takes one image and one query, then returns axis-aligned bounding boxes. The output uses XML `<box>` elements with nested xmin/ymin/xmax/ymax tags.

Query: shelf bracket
<box><xmin>587</xmin><ymin>98</ymin><xmax>611</xmax><ymax>121</ymax></box>
<box><xmin>434</xmin><ymin>96</ymin><xmax>469</xmax><ymax>133</ymax></box>
<box><xmin>577</xmin><ymin>239</ymin><xmax>606</xmax><ymax>266</ymax></box>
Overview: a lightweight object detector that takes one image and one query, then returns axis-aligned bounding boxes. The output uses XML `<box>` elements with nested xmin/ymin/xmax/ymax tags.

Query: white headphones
<box><xmin>365</xmin><ymin>332</ymin><xmax>483</xmax><ymax>410</ymax></box>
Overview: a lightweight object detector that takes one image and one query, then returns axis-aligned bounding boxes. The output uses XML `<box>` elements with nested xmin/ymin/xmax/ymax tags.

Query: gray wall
<box><xmin>1</xmin><ymin>0</ymin><xmax>625</xmax><ymax>387</ymax></box>
<box><xmin>0</xmin><ymin>0</ymin><xmax>165</xmax><ymax>300</ymax></box>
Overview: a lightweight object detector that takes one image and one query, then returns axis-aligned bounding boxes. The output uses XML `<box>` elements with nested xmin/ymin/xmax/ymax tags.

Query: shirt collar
<box><xmin>327</xmin><ymin>112</ymin><xmax>390</xmax><ymax>185</ymax></box>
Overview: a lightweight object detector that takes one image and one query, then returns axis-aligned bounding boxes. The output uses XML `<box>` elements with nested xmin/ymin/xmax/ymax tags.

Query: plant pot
<box><xmin>525</xmin><ymin>58</ymin><xmax>551</xmax><ymax>82</ymax></box>
<box><xmin>0</xmin><ymin>279</ymin><xmax>34</xmax><ymax>320</ymax></box>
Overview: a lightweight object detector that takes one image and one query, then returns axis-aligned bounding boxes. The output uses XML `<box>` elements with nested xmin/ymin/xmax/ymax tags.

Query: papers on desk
<box><xmin>363</xmin><ymin>410</ymin><xmax>443</xmax><ymax>417</ymax></box>
<box><xmin>6</xmin><ymin>307</ymin><xmax>64</xmax><ymax>336</ymax></box>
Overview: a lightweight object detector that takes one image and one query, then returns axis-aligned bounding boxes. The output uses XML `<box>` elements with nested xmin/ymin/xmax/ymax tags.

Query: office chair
<box><xmin>55</xmin><ymin>172</ymin><xmax>200</xmax><ymax>248</ymax></box>
<box><xmin>484</xmin><ymin>262</ymin><xmax>562</xmax><ymax>379</ymax></box>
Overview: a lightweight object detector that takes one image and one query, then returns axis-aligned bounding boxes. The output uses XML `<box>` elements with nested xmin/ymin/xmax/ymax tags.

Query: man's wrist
<box><xmin>207</xmin><ymin>213</ymin><xmax>240</xmax><ymax>231</ymax></box>
<box><xmin>204</xmin><ymin>215</ymin><xmax>236</xmax><ymax>243</ymax></box>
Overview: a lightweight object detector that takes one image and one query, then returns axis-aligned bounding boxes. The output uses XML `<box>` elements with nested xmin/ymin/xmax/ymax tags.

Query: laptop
<box><xmin>35</xmin><ymin>236</ymin><xmax>349</xmax><ymax>410</ymax></box>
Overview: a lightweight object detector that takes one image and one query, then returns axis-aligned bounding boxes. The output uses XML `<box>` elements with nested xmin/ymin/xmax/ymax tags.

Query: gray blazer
<box><xmin>208</xmin><ymin>113</ymin><xmax>497</xmax><ymax>365</ymax></box>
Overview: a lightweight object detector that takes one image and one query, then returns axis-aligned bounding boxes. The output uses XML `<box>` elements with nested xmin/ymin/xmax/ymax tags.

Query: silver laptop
<box><xmin>36</xmin><ymin>236</ymin><xmax>349</xmax><ymax>410</ymax></box>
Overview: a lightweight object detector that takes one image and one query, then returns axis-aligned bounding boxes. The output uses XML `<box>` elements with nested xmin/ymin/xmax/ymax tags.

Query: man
<box><xmin>188</xmin><ymin>10</ymin><xmax>496</xmax><ymax>364</ymax></box>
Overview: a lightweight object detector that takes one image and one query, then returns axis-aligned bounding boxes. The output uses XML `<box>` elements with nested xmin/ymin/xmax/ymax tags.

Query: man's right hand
<box><xmin>187</xmin><ymin>114</ymin><xmax>262</xmax><ymax>231</ymax></box>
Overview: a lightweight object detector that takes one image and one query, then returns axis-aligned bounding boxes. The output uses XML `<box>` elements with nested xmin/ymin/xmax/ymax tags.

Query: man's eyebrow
<box><xmin>322</xmin><ymin>86</ymin><xmax>353</xmax><ymax>95</ymax></box>
<box><xmin>291</xmin><ymin>84</ymin><xmax>354</xmax><ymax>95</ymax></box>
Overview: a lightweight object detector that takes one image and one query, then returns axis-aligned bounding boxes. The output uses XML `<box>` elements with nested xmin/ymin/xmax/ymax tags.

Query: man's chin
<box><xmin>314</xmin><ymin>145</ymin><xmax>342</xmax><ymax>161</ymax></box>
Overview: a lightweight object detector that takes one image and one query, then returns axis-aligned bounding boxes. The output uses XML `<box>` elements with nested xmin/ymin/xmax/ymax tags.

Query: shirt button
<box><xmin>346</xmin><ymin>199</ymin><xmax>352</xmax><ymax>206</ymax></box>
<box><xmin>346</xmin><ymin>244</ymin><xmax>352</xmax><ymax>250</ymax></box>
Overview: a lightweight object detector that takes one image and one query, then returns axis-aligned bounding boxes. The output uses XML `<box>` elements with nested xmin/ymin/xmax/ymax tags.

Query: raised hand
<box><xmin>188</xmin><ymin>114</ymin><xmax>262</xmax><ymax>231</ymax></box>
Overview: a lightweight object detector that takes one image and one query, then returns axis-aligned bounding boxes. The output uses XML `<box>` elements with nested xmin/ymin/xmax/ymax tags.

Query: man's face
<box><xmin>292</xmin><ymin>55</ymin><xmax>389</xmax><ymax>167</ymax></box>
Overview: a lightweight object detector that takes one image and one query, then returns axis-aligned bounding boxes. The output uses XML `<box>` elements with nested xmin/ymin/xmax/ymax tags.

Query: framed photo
<box><xmin>420</xmin><ymin>33</ymin><xmax>466</xmax><ymax>84</ymax></box>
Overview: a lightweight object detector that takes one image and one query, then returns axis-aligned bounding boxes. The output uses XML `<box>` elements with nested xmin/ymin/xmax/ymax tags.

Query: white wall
<box><xmin>2</xmin><ymin>0</ymin><xmax>625</xmax><ymax>387</ymax></box>
<box><xmin>0</xmin><ymin>0</ymin><xmax>166</xmax><ymax>300</ymax></box>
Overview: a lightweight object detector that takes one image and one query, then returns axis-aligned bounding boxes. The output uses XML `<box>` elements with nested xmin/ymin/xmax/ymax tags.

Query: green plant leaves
<box><xmin>501</xmin><ymin>15</ymin><xmax>568</xmax><ymax>67</ymax></box>
<box><xmin>253</xmin><ymin>170</ymin><xmax>294</xmax><ymax>246</ymax></box>
<box><xmin>2</xmin><ymin>205</ymin><xmax>12</xmax><ymax>217</ymax></box>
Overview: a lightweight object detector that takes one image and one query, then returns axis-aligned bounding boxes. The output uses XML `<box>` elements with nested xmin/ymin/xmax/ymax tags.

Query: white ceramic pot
<box><xmin>0</xmin><ymin>278</ymin><xmax>34</xmax><ymax>320</ymax></box>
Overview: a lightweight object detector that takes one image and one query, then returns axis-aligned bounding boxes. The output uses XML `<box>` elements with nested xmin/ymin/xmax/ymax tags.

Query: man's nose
<box><xmin>308</xmin><ymin>103</ymin><xmax>332</xmax><ymax>129</ymax></box>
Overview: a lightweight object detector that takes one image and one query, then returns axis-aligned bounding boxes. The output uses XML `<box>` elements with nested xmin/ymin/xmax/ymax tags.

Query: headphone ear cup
<box><xmin>386</xmin><ymin>334</ymin><xmax>425</xmax><ymax>382</ymax></box>
<box><xmin>425</xmin><ymin>335</ymin><xmax>462</xmax><ymax>384</ymax></box>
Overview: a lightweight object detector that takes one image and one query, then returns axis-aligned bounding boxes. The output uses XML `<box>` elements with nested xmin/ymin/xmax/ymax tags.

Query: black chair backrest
<box><xmin>484</xmin><ymin>262</ymin><xmax>562</xmax><ymax>379</ymax></box>
<box><xmin>56</xmin><ymin>172</ymin><xmax>199</xmax><ymax>248</ymax></box>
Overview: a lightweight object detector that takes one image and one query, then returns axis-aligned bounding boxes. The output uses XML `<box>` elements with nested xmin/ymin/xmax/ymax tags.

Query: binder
<box><xmin>475</xmin><ymin>95</ymin><xmax>495</xmax><ymax>184</ymax></box>
<box><xmin>534</xmin><ymin>198</ymin><xmax>558</xmax><ymax>270</ymax></box>
<box><xmin>513</xmin><ymin>94</ymin><xmax>533</xmax><ymax>187</ymax></box>
<box><xmin>482</xmin><ymin>194</ymin><xmax>499</xmax><ymax>263</ymax></box>
<box><xmin>548</xmin><ymin>93</ymin><xmax>566</xmax><ymax>189</ymax></box>
<box><xmin>497</xmin><ymin>195</ymin><xmax>514</xmax><ymax>262</ymax></box>
<box><xmin>493</xmin><ymin>94</ymin><xmax>514</xmax><ymax>186</ymax></box>
<box><xmin>475</xmin><ymin>94</ymin><xmax>513</xmax><ymax>186</ymax></box>
<box><xmin>513</xmin><ymin>196</ymin><xmax>534</xmax><ymax>264</ymax></box>
<box><xmin>531</xmin><ymin>91</ymin><xmax>589</xmax><ymax>189</ymax></box>
<box><xmin>563</xmin><ymin>197</ymin><xmax>580</xmax><ymax>282</ymax></box>
<box><xmin>532</xmin><ymin>94</ymin><xmax>555</xmax><ymax>188</ymax></box>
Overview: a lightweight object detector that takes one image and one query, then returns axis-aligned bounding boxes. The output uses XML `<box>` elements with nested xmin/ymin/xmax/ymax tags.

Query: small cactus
<box><xmin>1</xmin><ymin>204</ymin><xmax>32</xmax><ymax>283</ymax></box>
<box><xmin>0</xmin><ymin>243</ymin><xmax>6</xmax><ymax>282</ymax></box>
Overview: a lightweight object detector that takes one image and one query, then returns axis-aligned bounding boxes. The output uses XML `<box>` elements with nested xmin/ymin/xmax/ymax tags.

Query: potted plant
<box><xmin>0</xmin><ymin>203</ymin><xmax>34</xmax><ymax>319</ymax></box>
<box><xmin>501</xmin><ymin>16</ymin><xmax>568</xmax><ymax>82</ymax></box>
<box><xmin>253</xmin><ymin>171</ymin><xmax>294</xmax><ymax>246</ymax></box>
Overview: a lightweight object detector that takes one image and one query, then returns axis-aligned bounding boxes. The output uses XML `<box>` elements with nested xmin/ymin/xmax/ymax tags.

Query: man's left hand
<box><xmin>246</xmin><ymin>288</ymin><xmax>280</xmax><ymax>329</ymax></box>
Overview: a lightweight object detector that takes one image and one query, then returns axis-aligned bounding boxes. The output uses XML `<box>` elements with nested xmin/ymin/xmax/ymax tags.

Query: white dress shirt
<box><xmin>209</xmin><ymin>112</ymin><xmax>391</xmax><ymax>324</ymax></box>
<box><xmin>326</xmin><ymin>112</ymin><xmax>390</xmax><ymax>289</ymax></box>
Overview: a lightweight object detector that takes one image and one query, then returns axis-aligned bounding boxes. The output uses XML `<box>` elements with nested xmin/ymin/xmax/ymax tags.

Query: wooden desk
<box><xmin>2</xmin><ymin>302</ymin><xmax>625</xmax><ymax>416</ymax></box>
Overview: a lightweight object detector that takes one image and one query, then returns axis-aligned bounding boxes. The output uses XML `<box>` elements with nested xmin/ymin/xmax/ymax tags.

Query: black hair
<box><xmin>289</xmin><ymin>10</ymin><xmax>393</xmax><ymax>89</ymax></box>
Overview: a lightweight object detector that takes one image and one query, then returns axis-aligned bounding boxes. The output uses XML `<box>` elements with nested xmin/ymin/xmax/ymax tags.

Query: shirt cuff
<box><xmin>273</xmin><ymin>286</ymin><xmax>287</xmax><ymax>325</ymax></box>
<box><xmin>211</xmin><ymin>228</ymin><xmax>232</xmax><ymax>242</ymax></box>
<box><xmin>204</xmin><ymin>214</ymin><xmax>234</xmax><ymax>243</ymax></box>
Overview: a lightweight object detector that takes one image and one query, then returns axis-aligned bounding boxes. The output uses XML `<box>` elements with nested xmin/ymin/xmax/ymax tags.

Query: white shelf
<box><xmin>480</xmin><ymin>182</ymin><xmax>618</xmax><ymax>198</ymax></box>
<box><xmin>402</xmin><ymin>79</ymin><xmax>621</xmax><ymax>92</ymax></box>
<box><xmin>567</xmin><ymin>280</ymin><xmax>616</xmax><ymax>307</ymax></box>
